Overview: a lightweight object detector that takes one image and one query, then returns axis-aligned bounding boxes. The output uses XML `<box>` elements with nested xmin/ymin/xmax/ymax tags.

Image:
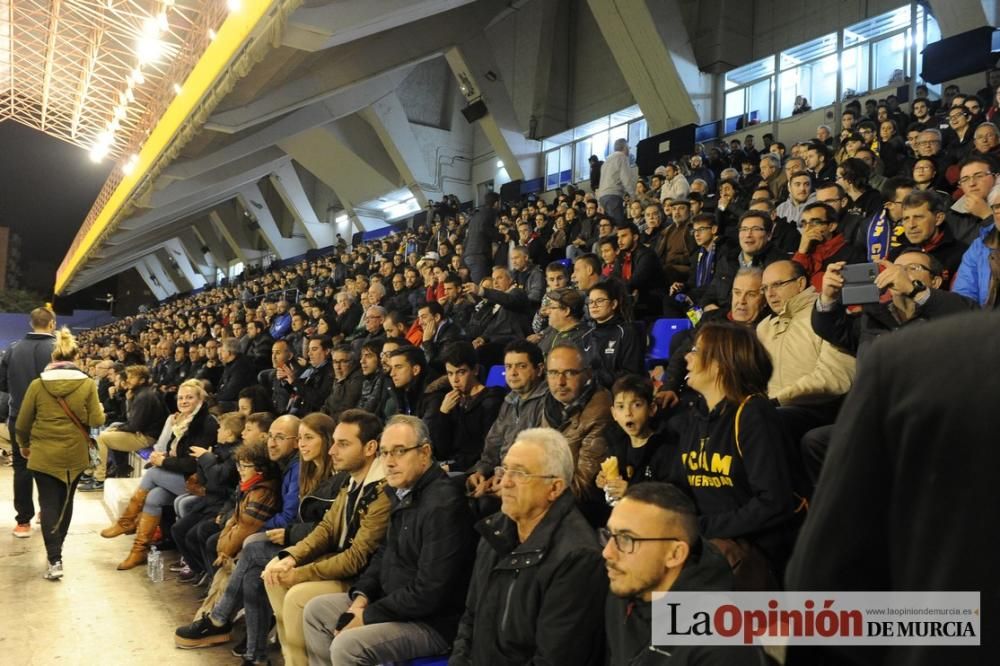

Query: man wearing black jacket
<box><xmin>285</xmin><ymin>335</ymin><xmax>334</xmax><ymax>416</ymax></box>
<box><xmin>303</xmin><ymin>415</ymin><xmax>475</xmax><ymax>665</ymax></box>
<box><xmin>245</xmin><ymin>320</ymin><xmax>275</xmax><ymax>373</ymax></box>
<box><xmin>322</xmin><ymin>344</ymin><xmax>363</xmax><ymax>420</ymax></box>
<box><xmin>418</xmin><ymin>301</ymin><xmax>464</xmax><ymax>373</ymax></box>
<box><xmin>462</xmin><ymin>192</ymin><xmax>501</xmax><ymax>283</ymax></box>
<box><xmin>701</xmin><ymin>211</ymin><xmax>789</xmax><ymax>310</ymax></box>
<box><xmin>386</xmin><ymin>346</ymin><xmax>439</xmax><ymax>418</ymax></box>
<box><xmin>614</xmin><ymin>221</ymin><xmax>665</xmax><ymax>320</ymax></box>
<box><xmin>216</xmin><ymin>338</ymin><xmax>258</xmax><ymax>412</ymax></box>
<box><xmin>451</xmin><ymin>428</ymin><xmax>606</xmax><ymax>665</ymax></box>
<box><xmin>0</xmin><ymin>306</ymin><xmax>56</xmax><ymax>537</ymax></box>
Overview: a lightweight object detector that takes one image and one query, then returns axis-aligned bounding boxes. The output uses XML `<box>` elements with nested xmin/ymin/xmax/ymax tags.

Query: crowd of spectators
<box><xmin>5</xmin><ymin>71</ymin><xmax>1000</xmax><ymax>665</ymax></box>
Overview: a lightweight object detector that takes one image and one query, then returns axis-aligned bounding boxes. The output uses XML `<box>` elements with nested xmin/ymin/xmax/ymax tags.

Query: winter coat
<box><xmin>158</xmin><ymin>404</ymin><xmax>219</xmax><ymax>478</ymax></box>
<box><xmin>0</xmin><ymin>332</ymin><xmax>55</xmax><ymax>417</ymax></box>
<box><xmin>117</xmin><ymin>384</ymin><xmax>167</xmax><ymax>439</ymax></box>
<box><xmin>216</xmin><ymin>355</ymin><xmax>258</xmax><ymax>407</ymax></box>
<box><xmin>651</xmin><ymin>220</ymin><xmax>699</xmax><ymax>285</ymax></box>
<box><xmin>322</xmin><ymin>368</ymin><xmax>364</xmax><ymax>420</ymax></box>
<box><xmin>195</xmin><ymin>440</ymin><xmax>239</xmax><ymax>509</ymax></box>
<box><xmin>467</xmin><ymin>296</ymin><xmax>527</xmax><ymax>346</ymax></box>
<box><xmin>537</xmin><ymin>321</ymin><xmax>594</xmax><ymax>357</ymax></box>
<box><xmin>472</xmin><ymin>380</ymin><xmax>549</xmax><ymax>477</ymax></box>
<box><xmin>462</xmin><ymin>206</ymin><xmax>501</xmax><ymax>258</ymax></box>
<box><xmin>888</xmin><ymin>223</ymin><xmax>968</xmax><ymax>285</ymax></box>
<box><xmin>15</xmin><ymin>364</ymin><xmax>105</xmax><ymax>482</ymax></box>
<box><xmin>281</xmin><ymin>461</ymin><xmax>391</xmax><ymax>585</ymax></box>
<box><xmin>420</xmin><ymin>320</ymin><xmax>465</xmax><ymax>371</ymax></box>
<box><xmin>356</xmin><ymin>371</ymin><xmax>397</xmax><ymax>422</ymax></box>
<box><xmin>756</xmin><ymin>288</ymin><xmax>856</xmax><ymax>406</ymax></box>
<box><xmin>263</xmin><ymin>455</ymin><xmax>301</xmax><ymax>530</ymax></box>
<box><xmin>615</xmin><ymin>244</ymin><xmax>666</xmax><ymax>319</ymax></box>
<box><xmin>606</xmin><ymin>539</ymin><xmax>761</xmax><ymax>665</ymax></box>
<box><xmin>351</xmin><ymin>465</ymin><xmax>476</xmax><ymax>644</ymax></box>
<box><xmin>286</xmin><ymin>361</ymin><xmax>334</xmax><ymax>415</ymax></box>
<box><xmin>586</xmin><ymin>316</ymin><xmax>645</xmax><ymax>388</ymax></box>
<box><xmin>425</xmin><ymin>381</ymin><xmax>507</xmax><ymax>471</ymax></box>
<box><xmin>540</xmin><ymin>385</ymin><xmax>611</xmax><ymax>499</ymax></box>
<box><xmin>450</xmin><ymin>492</ymin><xmax>607</xmax><ymax>666</ymax></box>
<box><xmin>701</xmin><ymin>242</ymin><xmax>789</xmax><ymax>309</ymax></box>
<box><xmin>953</xmin><ymin>224</ymin><xmax>996</xmax><ymax>306</ymax></box>
<box><xmin>216</xmin><ymin>477</ymin><xmax>280</xmax><ymax>559</ymax></box>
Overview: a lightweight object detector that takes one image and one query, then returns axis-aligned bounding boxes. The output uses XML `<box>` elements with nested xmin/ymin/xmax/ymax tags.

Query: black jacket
<box><xmin>463</xmin><ymin>206</ymin><xmax>501</xmax><ymax>258</ymax></box>
<box><xmin>356</xmin><ymin>371</ymin><xmax>397</xmax><ymax>422</ymax></box>
<box><xmin>450</xmin><ymin>492</ymin><xmax>607</xmax><ymax>666</ymax></box>
<box><xmin>811</xmin><ymin>289</ymin><xmax>978</xmax><ymax>361</ymax></box>
<box><xmin>606</xmin><ymin>539</ymin><xmax>761</xmax><ymax>665</ymax></box>
<box><xmin>118</xmin><ymin>385</ymin><xmax>167</xmax><ymax>439</ymax></box>
<box><xmin>247</xmin><ymin>333</ymin><xmax>275</xmax><ymax>372</ymax></box>
<box><xmin>467</xmin><ymin>296</ymin><xmax>527</xmax><ymax>346</ymax></box>
<box><xmin>160</xmin><ymin>404</ymin><xmax>219</xmax><ymax>478</ymax></box>
<box><xmin>602</xmin><ymin>424</ymin><xmax>678</xmax><ymax>485</ymax></box>
<box><xmin>216</xmin><ymin>355</ymin><xmax>258</xmax><ymax>407</ymax></box>
<box><xmin>0</xmin><ymin>332</ymin><xmax>55</xmax><ymax>417</ymax></box>
<box><xmin>786</xmin><ymin>312</ymin><xmax>1000</xmax><ymax>666</ymax></box>
<box><xmin>195</xmin><ymin>439</ymin><xmax>239</xmax><ymax>509</ymax></box>
<box><xmin>286</xmin><ymin>361</ymin><xmax>334</xmax><ymax>415</ymax></box>
<box><xmin>701</xmin><ymin>242</ymin><xmax>789</xmax><ymax>309</ymax></box>
<box><xmin>284</xmin><ymin>474</ymin><xmax>343</xmax><ymax>546</ymax></box>
<box><xmin>587</xmin><ymin>316</ymin><xmax>645</xmax><ymax>388</ymax></box>
<box><xmin>675</xmin><ymin>395</ymin><xmax>799</xmax><ymax>567</ymax></box>
<box><xmin>390</xmin><ymin>372</ymin><xmax>441</xmax><ymax>419</ymax></box>
<box><xmin>351</xmin><ymin>465</ymin><xmax>476</xmax><ymax>644</ymax></box>
<box><xmin>425</xmin><ymin>382</ymin><xmax>506</xmax><ymax>471</ymax></box>
<box><xmin>420</xmin><ymin>320</ymin><xmax>465</xmax><ymax>372</ymax></box>
<box><xmin>615</xmin><ymin>244</ymin><xmax>666</xmax><ymax>319</ymax></box>
<box><xmin>322</xmin><ymin>367</ymin><xmax>363</xmax><ymax>420</ymax></box>
<box><xmin>888</xmin><ymin>223</ymin><xmax>968</xmax><ymax>286</ymax></box>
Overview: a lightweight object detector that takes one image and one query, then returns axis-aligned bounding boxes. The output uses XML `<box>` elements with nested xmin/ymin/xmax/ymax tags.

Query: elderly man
<box><xmin>948</xmin><ymin>155</ymin><xmax>998</xmax><ymax>244</ymax></box>
<box><xmin>349</xmin><ymin>305</ymin><xmax>387</xmax><ymax>356</ymax></box>
<box><xmin>596</xmin><ymin>138</ymin><xmax>637</xmax><ymax>224</ymax></box>
<box><xmin>539</xmin><ymin>343</ymin><xmax>610</xmax><ymax>512</ymax></box>
<box><xmin>302</xmin><ymin>415</ymin><xmax>475</xmax><ymax>666</ymax></box>
<box><xmin>216</xmin><ymin>337</ymin><xmax>258</xmax><ymax>412</ymax></box>
<box><xmin>322</xmin><ymin>343</ymin><xmax>363</xmax><ymax>420</ymax></box>
<box><xmin>603</xmin><ymin>483</ymin><xmax>760</xmax><ymax>665</ymax></box>
<box><xmin>451</xmin><ymin>428</ymin><xmax>607</xmax><ymax>665</ymax></box>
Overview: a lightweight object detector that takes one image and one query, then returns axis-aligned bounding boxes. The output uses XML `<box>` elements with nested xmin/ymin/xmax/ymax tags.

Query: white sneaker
<box><xmin>44</xmin><ymin>561</ymin><xmax>64</xmax><ymax>581</ymax></box>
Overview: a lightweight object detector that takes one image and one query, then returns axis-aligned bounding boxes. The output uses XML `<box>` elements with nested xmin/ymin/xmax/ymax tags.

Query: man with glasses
<box><xmin>793</xmin><ymin>202</ymin><xmax>863</xmax><ymax>292</ymax></box>
<box><xmin>537</xmin><ymin>288</ymin><xmax>593</xmax><ymax>355</ymax></box>
<box><xmin>539</xmin><ymin>343</ymin><xmax>610</xmax><ymax>512</ymax></box>
<box><xmin>702</xmin><ymin>210</ymin><xmax>789</xmax><ymax>310</ymax></box>
<box><xmin>972</xmin><ymin>122</ymin><xmax>1000</xmax><ymax>160</ymax></box>
<box><xmin>467</xmin><ymin>341</ymin><xmax>548</xmax><ymax>500</ymax></box>
<box><xmin>948</xmin><ymin>155</ymin><xmax>999</xmax><ymax>244</ymax></box>
<box><xmin>603</xmin><ymin>482</ymin><xmax>760</xmax><ymax>665</ymax></box>
<box><xmin>451</xmin><ymin>428</ymin><xmax>606</xmax><ymax>665</ymax></box>
<box><xmin>866</xmin><ymin>176</ymin><xmax>916</xmax><ymax>261</ymax></box>
<box><xmin>887</xmin><ymin>190</ymin><xmax>968</xmax><ymax>283</ymax></box>
<box><xmin>322</xmin><ymin>343</ymin><xmax>362</xmax><ymax>421</ymax></box>
<box><xmin>302</xmin><ymin>415</ymin><xmax>475</xmax><ymax>666</ymax></box>
<box><xmin>282</xmin><ymin>335</ymin><xmax>334</xmax><ymax>416</ymax></box>
<box><xmin>265</xmin><ymin>414</ymin><xmax>303</xmax><ymax>531</ymax></box>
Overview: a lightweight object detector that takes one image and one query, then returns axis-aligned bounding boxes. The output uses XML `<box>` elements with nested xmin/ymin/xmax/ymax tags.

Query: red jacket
<box><xmin>793</xmin><ymin>234</ymin><xmax>861</xmax><ymax>292</ymax></box>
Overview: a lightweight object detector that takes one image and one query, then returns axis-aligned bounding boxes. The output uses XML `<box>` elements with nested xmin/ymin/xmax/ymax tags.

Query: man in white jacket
<box><xmin>595</xmin><ymin>138</ymin><xmax>636</xmax><ymax>225</ymax></box>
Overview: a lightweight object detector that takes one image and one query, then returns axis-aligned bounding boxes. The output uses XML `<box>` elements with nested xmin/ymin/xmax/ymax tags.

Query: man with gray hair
<box><xmin>451</xmin><ymin>428</ymin><xmax>607</xmax><ymax>665</ymax></box>
<box><xmin>215</xmin><ymin>336</ymin><xmax>258</xmax><ymax>411</ymax></box>
<box><xmin>596</xmin><ymin>138</ymin><xmax>636</xmax><ymax>225</ymax></box>
<box><xmin>302</xmin><ymin>414</ymin><xmax>475</xmax><ymax>665</ymax></box>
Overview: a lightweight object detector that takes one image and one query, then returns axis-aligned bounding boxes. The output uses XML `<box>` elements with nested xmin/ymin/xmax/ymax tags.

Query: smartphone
<box><xmin>840</xmin><ymin>262</ymin><xmax>880</xmax><ymax>306</ymax></box>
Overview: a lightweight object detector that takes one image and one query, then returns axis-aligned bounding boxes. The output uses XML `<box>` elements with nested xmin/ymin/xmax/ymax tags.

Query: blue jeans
<box><xmin>464</xmin><ymin>254</ymin><xmax>491</xmax><ymax>284</ymax></box>
<box><xmin>599</xmin><ymin>194</ymin><xmax>625</xmax><ymax>225</ymax></box>
<box><xmin>139</xmin><ymin>467</ymin><xmax>187</xmax><ymax>516</ymax></box>
<box><xmin>211</xmin><ymin>537</ymin><xmax>281</xmax><ymax>661</ymax></box>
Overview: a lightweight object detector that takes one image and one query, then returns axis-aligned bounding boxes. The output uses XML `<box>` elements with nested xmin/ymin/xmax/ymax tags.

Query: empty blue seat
<box><xmin>557</xmin><ymin>258</ymin><xmax>572</xmax><ymax>268</ymax></box>
<box><xmin>646</xmin><ymin>318</ymin><xmax>692</xmax><ymax>362</ymax></box>
<box><xmin>485</xmin><ymin>364</ymin><xmax>506</xmax><ymax>388</ymax></box>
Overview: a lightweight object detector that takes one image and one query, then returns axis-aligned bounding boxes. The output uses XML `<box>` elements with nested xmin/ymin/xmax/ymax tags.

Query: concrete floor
<box><xmin>0</xmin><ymin>465</ymin><xmax>265</xmax><ymax>665</ymax></box>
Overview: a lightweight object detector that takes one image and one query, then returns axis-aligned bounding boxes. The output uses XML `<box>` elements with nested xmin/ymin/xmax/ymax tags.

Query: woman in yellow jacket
<box><xmin>16</xmin><ymin>328</ymin><xmax>104</xmax><ymax>580</ymax></box>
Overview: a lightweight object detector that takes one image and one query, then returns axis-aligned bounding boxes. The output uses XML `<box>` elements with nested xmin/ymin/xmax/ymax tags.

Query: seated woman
<box><xmin>676</xmin><ymin>321</ymin><xmax>802</xmax><ymax>590</ymax></box>
<box><xmin>174</xmin><ymin>412</ymin><xmax>336</xmax><ymax>665</ymax></box>
<box><xmin>101</xmin><ymin>378</ymin><xmax>218</xmax><ymax>570</ymax></box>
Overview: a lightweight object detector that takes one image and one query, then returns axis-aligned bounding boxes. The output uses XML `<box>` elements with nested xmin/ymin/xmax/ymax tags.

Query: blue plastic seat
<box><xmin>646</xmin><ymin>318</ymin><xmax>692</xmax><ymax>363</ymax></box>
<box><xmin>485</xmin><ymin>364</ymin><xmax>506</xmax><ymax>388</ymax></box>
<box><xmin>557</xmin><ymin>257</ymin><xmax>572</xmax><ymax>268</ymax></box>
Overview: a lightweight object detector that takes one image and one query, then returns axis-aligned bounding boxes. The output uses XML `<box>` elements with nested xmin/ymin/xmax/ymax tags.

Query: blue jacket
<box><xmin>953</xmin><ymin>225</ymin><xmax>994</xmax><ymax>306</ymax></box>
<box><xmin>264</xmin><ymin>456</ymin><xmax>300</xmax><ymax>529</ymax></box>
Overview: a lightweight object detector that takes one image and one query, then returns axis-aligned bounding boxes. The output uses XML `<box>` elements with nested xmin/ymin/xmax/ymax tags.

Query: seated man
<box><xmin>418</xmin><ymin>301</ymin><xmax>464</xmax><ymax>372</ymax></box>
<box><xmin>614</xmin><ymin>221</ymin><xmax>665</xmax><ymax>320</ymax></box>
<box><xmin>463</xmin><ymin>267</ymin><xmax>530</xmax><ymax>367</ymax></box>
<box><xmin>889</xmin><ymin>189</ymin><xmax>968</xmax><ymax>284</ymax></box>
<box><xmin>387</xmin><ymin>345</ymin><xmax>439</xmax><ymax>418</ymax></box>
<box><xmin>355</xmin><ymin>340</ymin><xmax>396</xmax><ymax>423</ymax></box>
<box><xmin>466</xmin><ymin>341</ymin><xmax>548</xmax><ymax>500</ymax></box>
<box><xmin>217</xmin><ymin>338</ymin><xmax>259</xmax><ymax>412</ymax></box>
<box><xmin>302</xmin><ymin>415</ymin><xmax>476</xmax><ymax>666</ymax></box>
<box><xmin>539</xmin><ymin>343</ymin><xmax>611</xmax><ymax>508</ymax></box>
<box><xmin>322</xmin><ymin>344</ymin><xmax>362</xmax><ymax>420</ymax></box>
<box><xmin>424</xmin><ymin>342</ymin><xmax>506</xmax><ymax>472</ymax></box>
<box><xmin>701</xmin><ymin>211</ymin><xmax>788</xmax><ymax>310</ymax></box>
<box><xmin>283</xmin><ymin>335</ymin><xmax>334</xmax><ymax>416</ymax></box>
<box><xmin>536</xmin><ymin>288</ymin><xmax>593</xmax><ymax>355</ymax></box>
<box><xmin>451</xmin><ymin>428</ymin><xmax>607</xmax><ymax>665</ymax></box>
<box><xmin>792</xmin><ymin>202</ymin><xmax>863</xmax><ymax>291</ymax></box>
<box><xmin>603</xmin><ymin>483</ymin><xmax>761</xmax><ymax>665</ymax></box>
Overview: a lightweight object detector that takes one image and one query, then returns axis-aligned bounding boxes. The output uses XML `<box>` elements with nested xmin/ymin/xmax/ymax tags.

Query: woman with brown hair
<box><xmin>16</xmin><ymin>327</ymin><xmax>105</xmax><ymax>580</ymax></box>
<box><xmin>175</xmin><ymin>413</ymin><xmax>337</xmax><ymax>665</ymax></box>
<box><xmin>676</xmin><ymin>320</ymin><xmax>800</xmax><ymax>589</ymax></box>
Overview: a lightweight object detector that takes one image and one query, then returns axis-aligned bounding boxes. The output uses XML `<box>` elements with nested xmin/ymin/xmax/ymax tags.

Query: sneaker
<box><xmin>44</xmin><ymin>561</ymin><xmax>64</xmax><ymax>581</ymax></box>
<box><xmin>177</xmin><ymin>566</ymin><xmax>201</xmax><ymax>582</ymax></box>
<box><xmin>12</xmin><ymin>523</ymin><xmax>30</xmax><ymax>538</ymax></box>
<box><xmin>168</xmin><ymin>557</ymin><xmax>188</xmax><ymax>573</ymax></box>
<box><xmin>174</xmin><ymin>614</ymin><xmax>232</xmax><ymax>649</ymax></box>
<box><xmin>194</xmin><ymin>571</ymin><xmax>210</xmax><ymax>587</ymax></box>
<box><xmin>230</xmin><ymin>635</ymin><xmax>247</xmax><ymax>658</ymax></box>
<box><xmin>79</xmin><ymin>478</ymin><xmax>104</xmax><ymax>493</ymax></box>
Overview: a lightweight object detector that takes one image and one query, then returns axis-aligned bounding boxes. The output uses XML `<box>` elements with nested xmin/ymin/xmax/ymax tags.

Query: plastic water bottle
<box><xmin>148</xmin><ymin>546</ymin><xmax>163</xmax><ymax>583</ymax></box>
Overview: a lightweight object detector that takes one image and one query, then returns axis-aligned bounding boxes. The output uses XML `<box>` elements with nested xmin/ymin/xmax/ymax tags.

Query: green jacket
<box><xmin>15</xmin><ymin>363</ymin><xmax>105</xmax><ymax>482</ymax></box>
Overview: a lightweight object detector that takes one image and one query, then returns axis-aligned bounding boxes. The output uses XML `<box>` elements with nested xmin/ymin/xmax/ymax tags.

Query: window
<box><xmin>840</xmin><ymin>45</ymin><xmax>869</xmax><ymax>97</ymax></box>
<box><xmin>540</xmin><ymin>105</ymin><xmax>648</xmax><ymax>189</ymax></box>
<box><xmin>873</xmin><ymin>33</ymin><xmax>907</xmax><ymax>88</ymax></box>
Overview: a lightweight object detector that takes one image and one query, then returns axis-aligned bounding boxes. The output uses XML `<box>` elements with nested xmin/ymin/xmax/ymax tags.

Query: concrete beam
<box><xmin>164</xmin><ymin>238</ymin><xmax>207</xmax><ymax>290</ymax></box>
<box><xmin>927</xmin><ymin>0</ymin><xmax>989</xmax><ymax>37</ymax></box>
<box><xmin>194</xmin><ymin>218</ymin><xmax>236</xmax><ymax>268</ymax></box>
<box><xmin>360</xmin><ymin>93</ymin><xmax>436</xmax><ymax>205</ymax></box>
<box><xmin>178</xmin><ymin>228</ymin><xmax>216</xmax><ymax>283</ymax></box>
<box><xmin>237</xmin><ymin>184</ymin><xmax>311</xmax><ymax>259</ymax></box>
<box><xmin>132</xmin><ymin>260</ymin><xmax>170</xmax><ymax>301</ymax></box>
<box><xmin>140</xmin><ymin>254</ymin><xmax>180</xmax><ymax>298</ymax></box>
<box><xmin>585</xmin><ymin>0</ymin><xmax>709</xmax><ymax>133</ymax></box>
<box><xmin>211</xmin><ymin>205</ymin><xmax>268</xmax><ymax>265</ymax></box>
<box><xmin>269</xmin><ymin>162</ymin><xmax>335</xmax><ymax>249</ymax></box>
<box><xmin>155</xmin><ymin>248</ymin><xmax>193</xmax><ymax>293</ymax></box>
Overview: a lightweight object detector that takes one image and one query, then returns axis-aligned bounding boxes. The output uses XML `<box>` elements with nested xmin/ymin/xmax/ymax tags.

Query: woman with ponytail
<box><xmin>15</xmin><ymin>327</ymin><xmax>105</xmax><ymax>580</ymax></box>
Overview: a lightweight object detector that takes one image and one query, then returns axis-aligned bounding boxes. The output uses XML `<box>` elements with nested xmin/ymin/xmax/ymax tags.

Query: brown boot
<box><xmin>101</xmin><ymin>488</ymin><xmax>149</xmax><ymax>538</ymax></box>
<box><xmin>117</xmin><ymin>512</ymin><xmax>160</xmax><ymax>571</ymax></box>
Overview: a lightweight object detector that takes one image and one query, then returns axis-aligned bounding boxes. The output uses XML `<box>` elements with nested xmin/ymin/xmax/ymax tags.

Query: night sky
<box><xmin>0</xmin><ymin>120</ymin><xmax>112</xmax><ymax>295</ymax></box>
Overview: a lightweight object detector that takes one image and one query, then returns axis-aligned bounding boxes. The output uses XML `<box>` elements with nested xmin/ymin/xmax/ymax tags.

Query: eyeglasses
<box><xmin>586</xmin><ymin>297</ymin><xmax>611</xmax><ymax>306</ymax></box>
<box><xmin>913</xmin><ymin>140</ymin><xmax>940</xmax><ymax>146</ymax></box>
<box><xmin>598</xmin><ymin>528</ymin><xmax>682</xmax><ymax>554</ymax></box>
<box><xmin>738</xmin><ymin>226</ymin><xmax>766</xmax><ymax>234</ymax></box>
<box><xmin>546</xmin><ymin>368</ymin><xmax>584</xmax><ymax>380</ymax></box>
<box><xmin>378</xmin><ymin>444</ymin><xmax>424</xmax><ymax>459</ymax></box>
<box><xmin>801</xmin><ymin>218</ymin><xmax>830</xmax><ymax>227</ymax></box>
<box><xmin>900</xmin><ymin>263</ymin><xmax>932</xmax><ymax>275</ymax></box>
<box><xmin>761</xmin><ymin>277</ymin><xmax>799</xmax><ymax>293</ymax></box>
<box><xmin>958</xmin><ymin>171</ymin><xmax>993</xmax><ymax>187</ymax></box>
<box><xmin>692</xmin><ymin>226</ymin><xmax>714</xmax><ymax>233</ymax></box>
<box><xmin>494</xmin><ymin>466</ymin><xmax>558</xmax><ymax>483</ymax></box>
<box><xmin>237</xmin><ymin>461</ymin><xmax>256</xmax><ymax>469</ymax></box>
<box><xmin>990</xmin><ymin>203</ymin><xmax>1000</xmax><ymax>213</ymax></box>
<box><xmin>267</xmin><ymin>433</ymin><xmax>298</xmax><ymax>443</ymax></box>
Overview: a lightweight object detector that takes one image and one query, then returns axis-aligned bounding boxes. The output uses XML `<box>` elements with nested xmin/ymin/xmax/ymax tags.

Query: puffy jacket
<box><xmin>15</xmin><ymin>363</ymin><xmax>105</xmax><ymax>482</ymax></box>
<box><xmin>953</xmin><ymin>224</ymin><xmax>996</xmax><ymax>306</ymax></box>
<box><xmin>217</xmin><ymin>477</ymin><xmax>280</xmax><ymax>559</ymax></box>
<box><xmin>356</xmin><ymin>371</ymin><xmax>397</xmax><ymax>422</ymax></box>
<box><xmin>450</xmin><ymin>492</ymin><xmax>607</xmax><ymax>666</ymax></box>
<box><xmin>158</xmin><ymin>404</ymin><xmax>219</xmax><ymax>478</ymax></box>
<box><xmin>351</xmin><ymin>465</ymin><xmax>476</xmax><ymax>644</ymax></box>
<box><xmin>286</xmin><ymin>361</ymin><xmax>333</xmax><ymax>415</ymax></box>
<box><xmin>263</xmin><ymin>455</ymin><xmax>301</xmax><ymax>530</ymax></box>
<box><xmin>425</xmin><ymin>380</ymin><xmax>507</xmax><ymax>471</ymax></box>
<box><xmin>0</xmin><ymin>332</ymin><xmax>55</xmax><ymax>417</ymax></box>
<box><xmin>322</xmin><ymin>368</ymin><xmax>364</xmax><ymax>420</ymax></box>
<box><xmin>756</xmin><ymin>288</ymin><xmax>856</xmax><ymax>406</ymax></box>
<box><xmin>281</xmin><ymin>460</ymin><xmax>391</xmax><ymax>585</ymax></box>
<box><xmin>216</xmin><ymin>355</ymin><xmax>258</xmax><ymax>407</ymax></box>
<box><xmin>117</xmin><ymin>384</ymin><xmax>167</xmax><ymax>439</ymax></box>
<box><xmin>195</xmin><ymin>440</ymin><xmax>239</xmax><ymax>509</ymax></box>
<box><xmin>472</xmin><ymin>379</ymin><xmax>548</xmax><ymax>477</ymax></box>
<box><xmin>540</xmin><ymin>385</ymin><xmax>611</xmax><ymax>499</ymax></box>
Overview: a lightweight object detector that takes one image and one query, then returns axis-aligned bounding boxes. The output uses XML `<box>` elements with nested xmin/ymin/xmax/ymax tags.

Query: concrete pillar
<box><xmin>140</xmin><ymin>255</ymin><xmax>179</xmax><ymax>298</ymax></box>
<box><xmin>237</xmin><ymin>184</ymin><xmax>311</xmax><ymax>259</ymax></box>
<box><xmin>178</xmin><ymin>228</ymin><xmax>216</xmax><ymax>284</ymax></box>
<box><xmin>360</xmin><ymin>93</ymin><xmax>437</xmax><ymax>205</ymax></box>
<box><xmin>132</xmin><ymin>261</ymin><xmax>170</xmax><ymax>301</ymax></box>
<box><xmin>164</xmin><ymin>238</ymin><xmax>208</xmax><ymax>290</ymax></box>
<box><xmin>269</xmin><ymin>162</ymin><xmax>335</xmax><ymax>249</ymax></box>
